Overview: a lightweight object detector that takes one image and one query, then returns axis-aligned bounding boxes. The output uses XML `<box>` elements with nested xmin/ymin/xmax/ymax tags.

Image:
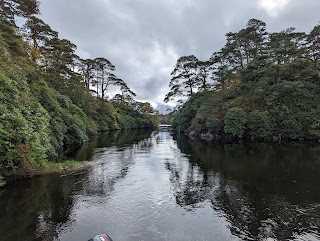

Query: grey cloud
<box><xmin>39</xmin><ymin>0</ymin><xmax>320</xmax><ymax>112</ymax></box>
<box><xmin>266</xmin><ymin>0</ymin><xmax>320</xmax><ymax>32</ymax></box>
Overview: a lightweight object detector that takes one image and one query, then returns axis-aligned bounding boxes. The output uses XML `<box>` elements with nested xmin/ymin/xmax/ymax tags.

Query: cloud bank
<box><xmin>39</xmin><ymin>0</ymin><xmax>320</xmax><ymax>111</ymax></box>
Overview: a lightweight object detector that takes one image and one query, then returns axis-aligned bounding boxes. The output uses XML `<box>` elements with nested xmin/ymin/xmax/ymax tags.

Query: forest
<box><xmin>165</xmin><ymin>19</ymin><xmax>320</xmax><ymax>142</ymax></box>
<box><xmin>0</xmin><ymin>0</ymin><xmax>160</xmax><ymax>186</ymax></box>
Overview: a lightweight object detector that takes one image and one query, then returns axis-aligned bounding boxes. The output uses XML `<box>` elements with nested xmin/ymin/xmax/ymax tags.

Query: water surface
<box><xmin>1</xmin><ymin>130</ymin><xmax>320</xmax><ymax>241</ymax></box>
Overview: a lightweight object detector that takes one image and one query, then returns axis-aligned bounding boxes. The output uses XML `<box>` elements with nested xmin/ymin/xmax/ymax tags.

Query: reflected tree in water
<box><xmin>75</xmin><ymin>130</ymin><xmax>153</xmax><ymax>198</ymax></box>
<box><xmin>169</xmin><ymin>134</ymin><xmax>320</xmax><ymax>240</ymax></box>
<box><xmin>0</xmin><ymin>130</ymin><xmax>154</xmax><ymax>241</ymax></box>
<box><xmin>0</xmin><ymin>174</ymin><xmax>86</xmax><ymax>241</ymax></box>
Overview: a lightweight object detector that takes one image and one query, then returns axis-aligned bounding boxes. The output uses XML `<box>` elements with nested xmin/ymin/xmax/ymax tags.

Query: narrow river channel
<box><xmin>1</xmin><ymin>130</ymin><xmax>320</xmax><ymax>241</ymax></box>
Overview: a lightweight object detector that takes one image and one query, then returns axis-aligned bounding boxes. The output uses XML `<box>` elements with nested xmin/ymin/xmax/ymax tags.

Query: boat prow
<box><xmin>88</xmin><ymin>234</ymin><xmax>114</xmax><ymax>241</ymax></box>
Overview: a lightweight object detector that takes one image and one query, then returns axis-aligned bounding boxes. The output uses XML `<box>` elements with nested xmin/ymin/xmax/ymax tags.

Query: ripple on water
<box><xmin>3</xmin><ymin>131</ymin><xmax>320</xmax><ymax>241</ymax></box>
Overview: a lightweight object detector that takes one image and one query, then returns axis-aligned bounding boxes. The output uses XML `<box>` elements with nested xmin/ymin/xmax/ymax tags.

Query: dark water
<box><xmin>1</xmin><ymin>130</ymin><xmax>320</xmax><ymax>241</ymax></box>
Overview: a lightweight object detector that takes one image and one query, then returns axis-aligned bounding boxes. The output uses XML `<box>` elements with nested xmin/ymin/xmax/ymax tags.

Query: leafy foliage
<box><xmin>0</xmin><ymin>71</ymin><xmax>52</xmax><ymax>172</ymax></box>
<box><xmin>0</xmin><ymin>1</ymin><xmax>159</xmax><ymax>182</ymax></box>
<box><xmin>224</xmin><ymin>108</ymin><xmax>247</xmax><ymax>138</ymax></box>
<box><xmin>247</xmin><ymin>111</ymin><xmax>271</xmax><ymax>140</ymax></box>
<box><xmin>168</xmin><ymin>19</ymin><xmax>320</xmax><ymax>142</ymax></box>
<box><xmin>0</xmin><ymin>175</ymin><xmax>5</xmax><ymax>187</ymax></box>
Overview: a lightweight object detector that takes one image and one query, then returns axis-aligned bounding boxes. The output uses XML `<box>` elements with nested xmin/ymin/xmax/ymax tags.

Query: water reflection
<box><xmin>1</xmin><ymin>131</ymin><xmax>320</xmax><ymax>241</ymax></box>
<box><xmin>81</xmin><ymin>130</ymin><xmax>154</xmax><ymax>198</ymax></box>
<box><xmin>66</xmin><ymin>129</ymin><xmax>153</xmax><ymax>161</ymax></box>
<box><xmin>172</xmin><ymin>134</ymin><xmax>320</xmax><ymax>240</ymax></box>
<box><xmin>0</xmin><ymin>173</ymin><xmax>84</xmax><ymax>241</ymax></box>
<box><xmin>0</xmin><ymin>130</ymin><xmax>153</xmax><ymax>241</ymax></box>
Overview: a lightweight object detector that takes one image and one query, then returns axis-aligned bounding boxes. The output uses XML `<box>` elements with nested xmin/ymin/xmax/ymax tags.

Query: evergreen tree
<box><xmin>195</xmin><ymin>60</ymin><xmax>211</xmax><ymax>91</ymax></box>
<box><xmin>164</xmin><ymin>55</ymin><xmax>198</xmax><ymax>102</ymax></box>
<box><xmin>79</xmin><ymin>58</ymin><xmax>96</xmax><ymax>89</ymax></box>
<box><xmin>0</xmin><ymin>0</ymin><xmax>39</xmax><ymax>24</ymax></box>
<box><xmin>24</xmin><ymin>16</ymin><xmax>58</xmax><ymax>61</ymax></box>
<box><xmin>307</xmin><ymin>24</ymin><xmax>320</xmax><ymax>69</ymax></box>
<box><xmin>93</xmin><ymin>57</ymin><xmax>115</xmax><ymax>99</ymax></box>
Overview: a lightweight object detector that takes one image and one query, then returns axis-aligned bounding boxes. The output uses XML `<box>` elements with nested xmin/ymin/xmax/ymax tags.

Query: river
<box><xmin>1</xmin><ymin>130</ymin><xmax>320</xmax><ymax>241</ymax></box>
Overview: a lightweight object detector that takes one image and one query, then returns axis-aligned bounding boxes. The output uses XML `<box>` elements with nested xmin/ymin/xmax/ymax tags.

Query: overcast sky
<box><xmin>39</xmin><ymin>0</ymin><xmax>320</xmax><ymax>112</ymax></box>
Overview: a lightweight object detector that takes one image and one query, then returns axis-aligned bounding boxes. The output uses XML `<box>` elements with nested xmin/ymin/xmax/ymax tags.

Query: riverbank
<box><xmin>0</xmin><ymin>160</ymin><xmax>91</xmax><ymax>187</ymax></box>
<box><xmin>185</xmin><ymin>130</ymin><xmax>320</xmax><ymax>144</ymax></box>
<box><xmin>1</xmin><ymin>130</ymin><xmax>320</xmax><ymax>241</ymax></box>
<box><xmin>0</xmin><ymin>17</ymin><xmax>160</xmax><ymax>188</ymax></box>
<box><xmin>0</xmin><ymin>129</ymin><xmax>155</xmax><ymax>187</ymax></box>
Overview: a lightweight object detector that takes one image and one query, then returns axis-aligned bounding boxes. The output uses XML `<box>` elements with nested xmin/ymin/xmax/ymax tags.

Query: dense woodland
<box><xmin>0</xmin><ymin>0</ymin><xmax>160</xmax><ymax>186</ymax></box>
<box><xmin>165</xmin><ymin>19</ymin><xmax>320</xmax><ymax>142</ymax></box>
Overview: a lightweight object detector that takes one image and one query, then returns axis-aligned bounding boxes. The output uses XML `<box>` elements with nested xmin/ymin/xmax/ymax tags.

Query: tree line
<box><xmin>165</xmin><ymin>19</ymin><xmax>320</xmax><ymax>104</ymax></box>
<box><xmin>24</xmin><ymin>15</ymin><xmax>138</xmax><ymax>101</ymax></box>
<box><xmin>1</xmin><ymin>0</ymin><xmax>158</xmax><ymax>107</ymax></box>
<box><xmin>0</xmin><ymin>0</ymin><xmax>159</xmax><ymax>185</ymax></box>
<box><xmin>166</xmin><ymin>19</ymin><xmax>320</xmax><ymax>141</ymax></box>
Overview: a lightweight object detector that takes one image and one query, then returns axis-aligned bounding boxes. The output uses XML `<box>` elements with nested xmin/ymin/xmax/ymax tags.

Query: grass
<box><xmin>0</xmin><ymin>160</ymin><xmax>88</xmax><ymax>188</ymax></box>
<box><xmin>42</xmin><ymin>160</ymin><xmax>85</xmax><ymax>172</ymax></box>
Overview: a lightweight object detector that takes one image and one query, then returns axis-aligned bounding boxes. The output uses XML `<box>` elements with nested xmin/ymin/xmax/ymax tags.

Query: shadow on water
<box><xmin>1</xmin><ymin>130</ymin><xmax>320</xmax><ymax>241</ymax></box>
<box><xmin>170</xmin><ymin>133</ymin><xmax>320</xmax><ymax>240</ymax></box>
<box><xmin>78</xmin><ymin>131</ymin><xmax>154</xmax><ymax>199</ymax></box>
<box><xmin>0</xmin><ymin>173</ymin><xmax>83</xmax><ymax>240</ymax></box>
<box><xmin>65</xmin><ymin>129</ymin><xmax>154</xmax><ymax>161</ymax></box>
<box><xmin>0</xmin><ymin>130</ymin><xmax>153</xmax><ymax>241</ymax></box>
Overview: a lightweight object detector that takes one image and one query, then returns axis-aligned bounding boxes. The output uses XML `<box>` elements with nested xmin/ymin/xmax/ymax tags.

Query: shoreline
<box><xmin>0</xmin><ymin>128</ymin><xmax>157</xmax><ymax>188</ymax></box>
<box><xmin>174</xmin><ymin>129</ymin><xmax>320</xmax><ymax>144</ymax></box>
<box><xmin>0</xmin><ymin>160</ymin><xmax>93</xmax><ymax>187</ymax></box>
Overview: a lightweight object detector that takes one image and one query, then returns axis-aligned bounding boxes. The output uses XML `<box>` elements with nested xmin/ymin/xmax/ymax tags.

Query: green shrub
<box><xmin>0</xmin><ymin>71</ymin><xmax>52</xmax><ymax>171</ymax></box>
<box><xmin>0</xmin><ymin>19</ymin><xmax>159</xmax><ymax>181</ymax></box>
<box><xmin>31</xmin><ymin>80</ymin><xmax>91</xmax><ymax>155</ymax></box>
<box><xmin>247</xmin><ymin>111</ymin><xmax>271</xmax><ymax>140</ymax></box>
<box><xmin>224</xmin><ymin>107</ymin><xmax>247</xmax><ymax>138</ymax></box>
<box><xmin>86</xmin><ymin>117</ymin><xmax>98</xmax><ymax>136</ymax></box>
<box><xmin>205</xmin><ymin>116</ymin><xmax>222</xmax><ymax>133</ymax></box>
<box><xmin>172</xmin><ymin>92</ymin><xmax>210</xmax><ymax>131</ymax></box>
